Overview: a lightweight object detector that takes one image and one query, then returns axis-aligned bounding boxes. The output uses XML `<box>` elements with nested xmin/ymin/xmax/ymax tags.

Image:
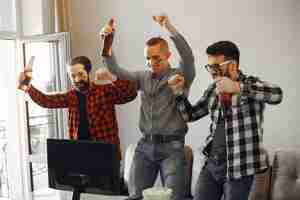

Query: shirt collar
<box><xmin>237</xmin><ymin>70</ymin><xmax>247</xmax><ymax>82</ymax></box>
<box><xmin>151</xmin><ymin>66</ymin><xmax>172</xmax><ymax>80</ymax></box>
<box><xmin>73</xmin><ymin>82</ymin><xmax>97</xmax><ymax>95</ymax></box>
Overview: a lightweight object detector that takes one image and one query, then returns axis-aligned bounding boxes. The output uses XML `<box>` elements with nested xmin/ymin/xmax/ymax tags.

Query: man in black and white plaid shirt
<box><xmin>168</xmin><ymin>41</ymin><xmax>283</xmax><ymax>200</ymax></box>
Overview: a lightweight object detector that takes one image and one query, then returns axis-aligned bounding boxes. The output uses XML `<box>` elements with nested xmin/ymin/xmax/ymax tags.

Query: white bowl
<box><xmin>142</xmin><ymin>187</ymin><xmax>172</xmax><ymax>200</ymax></box>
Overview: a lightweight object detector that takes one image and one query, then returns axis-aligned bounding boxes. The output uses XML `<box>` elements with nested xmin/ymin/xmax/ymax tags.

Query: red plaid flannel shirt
<box><xmin>27</xmin><ymin>80</ymin><xmax>137</xmax><ymax>160</ymax></box>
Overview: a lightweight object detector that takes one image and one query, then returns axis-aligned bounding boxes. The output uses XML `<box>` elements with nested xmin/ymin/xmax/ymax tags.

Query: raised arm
<box><xmin>105</xmin><ymin>79</ymin><xmax>137</xmax><ymax>105</ymax></box>
<box><xmin>240</xmin><ymin>76</ymin><xmax>283</xmax><ymax>105</ymax></box>
<box><xmin>153</xmin><ymin>14</ymin><xmax>196</xmax><ymax>88</ymax></box>
<box><xmin>102</xmin><ymin>53</ymin><xmax>143</xmax><ymax>89</ymax></box>
<box><xmin>168</xmin><ymin>75</ymin><xmax>213</xmax><ymax>122</ymax></box>
<box><xmin>26</xmin><ymin>84</ymin><xmax>69</xmax><ymax>108</ymax></box>
<box><xmin>100</xmin><ymin>19</ymin><xmax>143</xmax><ymax>89</ymax></box>
<box><xmin>215</xmin><ymin>75</ymin><xmax>283</xmax><ymax>105</ymax></box>
<box><xmin>175</xmin><ymin>84</ymin><xmax>215</xmax><ymax>122</ymax></box>
<box><xmin>95</xmin><ymin>67</ymin><xmax>137</xmax><ymax>104</ymax></box>
<box><xmin>18</xmin><ymin>60</ymin><xmax>69</xmax><ymax>109</ymax></box>
<box><xmin>170</xmin><ymin>33</ymin><xmax>195</xmax><ymax>88</ymax></box>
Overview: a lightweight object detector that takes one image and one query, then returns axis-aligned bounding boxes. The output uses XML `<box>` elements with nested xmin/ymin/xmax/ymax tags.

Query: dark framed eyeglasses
<box><xmin>204</xmin><ymin>60</ymin><xmax>234</xmax><ymax>74</ymax></box>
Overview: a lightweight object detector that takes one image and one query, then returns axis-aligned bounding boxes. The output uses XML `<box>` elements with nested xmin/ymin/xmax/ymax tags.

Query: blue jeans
<box><xmin>194</xmin><ymin>157</ymin><xmax>254</xmax><ymax>200</ymax></box>
<box><xmin>128</xmin><ymin>138</ymin><xmax>186</xmax><ymax>200</ymax></box>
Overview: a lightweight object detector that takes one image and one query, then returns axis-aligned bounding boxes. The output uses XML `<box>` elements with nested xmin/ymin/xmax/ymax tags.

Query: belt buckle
<box><xmin>149</xmin><ymin>134</ymin><xmax>154</xmax><ymax>142</ymax></box>
<box><xmin>214</xmin><ymin>154</ymin><xmax>218</xmax><ymax>160</ymax></box>
<box><xmin>213</xmin><ymin>155</ymin><xmax>219</xmax><ymax>165</ymax></box>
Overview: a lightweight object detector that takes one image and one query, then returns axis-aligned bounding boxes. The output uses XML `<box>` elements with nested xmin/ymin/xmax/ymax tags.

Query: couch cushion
<box><xmin>270</xmin><ymin>150</ymin><xmax>300</xmax><ymax>200</ymax></box>
<box><xmin>248</xmin><ymin>167</ymin><xmax>272</xmax><ymax>200</ymax></box>
<box><xmin>248</xmin><ymin>147</ymin><xmax>271</xmax><ymax>200</ymax></box>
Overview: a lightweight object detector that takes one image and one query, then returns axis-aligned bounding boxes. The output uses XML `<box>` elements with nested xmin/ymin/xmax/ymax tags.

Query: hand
<box><xmin>168</xmin><ymin>74</ymin><xmax>185</xmax><ymax>94</ymax></box>
<box><xmin>18</xmin><ymin>57</ymin><xmax>34</xmax><ymax>91</ymax></box>
<box><xmin>215</xmin><ymin>77</ymin><xmax>240</xmax><ymax>94</ymax></box>
<box><xmin>95</xmin><ymin>68</ymin><xmax>116</xmax><ymax>82</ymax></box>
<box><xmin>99</xmin><ymin>18</ymin><xmax>115</xmax><ymax>39</ymax></box>
<box><xmin>17</xmin><ymin>71</ymin><xmax>31</xmax><ymax>91</ymax></box>
<box><xmin>152</xmin><ymin>13</ymin><xmax>171</xmax><ymax>29</ymax></box>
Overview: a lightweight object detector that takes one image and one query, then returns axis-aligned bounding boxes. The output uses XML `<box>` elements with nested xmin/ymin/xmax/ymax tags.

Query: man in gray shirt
<box><xmin>100</xmin><ymin>14</ymin><xmax>195</xmax><ymax>200</ymax></box>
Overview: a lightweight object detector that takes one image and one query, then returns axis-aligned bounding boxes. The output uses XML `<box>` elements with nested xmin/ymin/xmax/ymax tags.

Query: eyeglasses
<box><xmin>146</xmin><ymin>56</ymin><xmax>163</xmax><ymax>67</ymax></box>
<box><xmin>204</xmin><ymin>60</ymin><xmax>234</xmax><ymax>75</ymax></box>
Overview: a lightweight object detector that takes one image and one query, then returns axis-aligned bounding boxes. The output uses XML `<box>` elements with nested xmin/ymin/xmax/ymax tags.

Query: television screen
<box><xmin>47</xmin><ymin>139</ymin><xmax>120</xmax><ymax>195</ymax></box>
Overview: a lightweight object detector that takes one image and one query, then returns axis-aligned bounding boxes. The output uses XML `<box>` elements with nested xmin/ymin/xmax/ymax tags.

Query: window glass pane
<box><xmin>26</xmin><ymin>42</ymin><xmax>57</xmax><ymax>156</ymax></box>
<box><xmin>0</xmin><ymin>0</ymin><xmax>16</xmax><ymax>32</ymax></box>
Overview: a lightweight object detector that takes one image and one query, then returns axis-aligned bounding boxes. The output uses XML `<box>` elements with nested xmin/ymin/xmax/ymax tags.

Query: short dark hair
<box><xmin>146</xmin><ymin>37</ymin><xmax>169</xmax><ymax>52</ymax></box>
<box><xmin>69</xmin><ymin>56</ymin><xmax>92</xmax><ymax>73</ymax></box>
<box><xmin>206</xmin><ymin>41</ymin><xmax>240</xmax><ymax>64</ymax></box>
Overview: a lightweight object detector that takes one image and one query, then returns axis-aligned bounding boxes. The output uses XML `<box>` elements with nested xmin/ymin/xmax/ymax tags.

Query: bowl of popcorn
<box><xmin>142</xmin><ymin>187</ymin><xmax>172</xmax><ymax>200</ymax></box>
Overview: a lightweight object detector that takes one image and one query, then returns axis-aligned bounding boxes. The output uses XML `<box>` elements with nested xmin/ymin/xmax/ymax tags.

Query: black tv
<box><xmin>47</xmin><ymin>139</ymin><xmax>120</xmax><ymax>200</ymax></box>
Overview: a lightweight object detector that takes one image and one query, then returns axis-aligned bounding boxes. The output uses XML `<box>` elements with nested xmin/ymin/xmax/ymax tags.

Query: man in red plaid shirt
<box><xmin>18</xmin><ymin>56</ymin><xmax>137</xmax><ymax>160</ymax></box>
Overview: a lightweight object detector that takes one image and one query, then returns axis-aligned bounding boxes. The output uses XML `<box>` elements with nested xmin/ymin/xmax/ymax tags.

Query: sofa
<box><xmin>249</xmin><ymin>149</ymin><xmax>300</xmax><ymax>200</ymax></box>
<box><xmin>189</xmin><ymin>148</ymin><xmax>300</xmax><ymax>200</ymax></box>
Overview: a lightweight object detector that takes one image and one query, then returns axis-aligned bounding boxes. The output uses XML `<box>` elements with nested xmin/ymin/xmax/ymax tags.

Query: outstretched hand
<box><xmin>95</xmin><ymin>68</ymin><xmax>116</xmax><ymax>82</ymax></box>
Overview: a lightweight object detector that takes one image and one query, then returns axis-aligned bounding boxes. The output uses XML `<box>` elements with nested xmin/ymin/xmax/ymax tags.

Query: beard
<box><xmin>74</xmin><ymin>79</ymin><xmax>89</xmax><ymax>92</ymax></box>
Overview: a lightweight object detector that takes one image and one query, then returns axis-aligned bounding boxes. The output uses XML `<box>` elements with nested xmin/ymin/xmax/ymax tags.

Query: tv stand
<box><xmin>72</xmin><ymin>188</ymin><xmax>82</xmax><ymax>200</ymax></box>
<box><xmin>69</xmin><ymin>174</ymin><xmax>89</xmax><ymax>200</ymax></box>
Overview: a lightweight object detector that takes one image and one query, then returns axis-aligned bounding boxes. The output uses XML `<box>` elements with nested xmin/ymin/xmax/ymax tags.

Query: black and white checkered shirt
<box><xmin>175</xmin><ymin>71</ymin><xmax>283</xmax><ymax>179</ymax></box>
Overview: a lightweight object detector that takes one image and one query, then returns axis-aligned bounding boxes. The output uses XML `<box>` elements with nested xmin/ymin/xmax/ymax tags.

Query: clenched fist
<box><xmin>95</xmin><ymin>67</ymin><xmax>116</xmax><ymax>82</ymax></box>
<box><xmin>18</xmin><ymin>56</ymin><xmax>35</xmax><ymax>91</ymax></box>
<box><xmin>215</xmin><ymin>77</ymin><xmax>240</xmax><ymax>94</ymax></box>
<box><xmin>152</xmin><ymin>13</ymin><xmax>170</xmax><ymax>28</ymax></box>
<box><xmin>168</xmin><ymin>74</ymin><xmax>185</xmax><ymax>94</ymax></box>
<box><xmin>99</xmin><ymin>18</ymin><xmax>115</xmax><ymax>38</ymax></box>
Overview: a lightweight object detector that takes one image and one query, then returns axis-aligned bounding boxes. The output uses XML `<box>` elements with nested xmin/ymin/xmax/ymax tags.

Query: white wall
<box><xmin>70</xmin><ymin>0</ymin><xmax>300</xmax><ymax>158</ymax></box>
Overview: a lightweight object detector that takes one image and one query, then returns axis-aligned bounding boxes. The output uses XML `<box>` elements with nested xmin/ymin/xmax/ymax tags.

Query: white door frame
<box><xmin>0</xmin><ymin>32</ymin><xmax>71</xmax><ymax>200</ymax></box>
<box><xmin>18</xmin><ymin>32</ymin><xmax>71</xmax><ymax>200</ymax></box>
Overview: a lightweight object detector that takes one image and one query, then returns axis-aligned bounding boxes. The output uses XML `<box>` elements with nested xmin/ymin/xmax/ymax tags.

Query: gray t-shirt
<box><xmin>210</xmin><ymin>118</ymin><xmax>226</xmax><ymax>159</ymax></box>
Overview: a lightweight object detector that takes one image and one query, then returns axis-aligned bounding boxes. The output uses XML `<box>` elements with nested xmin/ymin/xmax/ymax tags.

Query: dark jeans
<box><xmin>128</xmin><ymin>138</ymin><xmax>186</xmax><ymax>200</ymax></box>
<box><xmin>194</xmin><ymin>156</ymin><xmax>254</xmax><ymax>200</ymax></box>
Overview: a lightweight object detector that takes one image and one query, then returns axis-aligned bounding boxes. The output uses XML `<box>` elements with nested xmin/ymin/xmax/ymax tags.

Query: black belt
<box><xmin>143</xmin><ymin>134</ymin><xmax>184</xmax><ymax>143</ymax></box>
